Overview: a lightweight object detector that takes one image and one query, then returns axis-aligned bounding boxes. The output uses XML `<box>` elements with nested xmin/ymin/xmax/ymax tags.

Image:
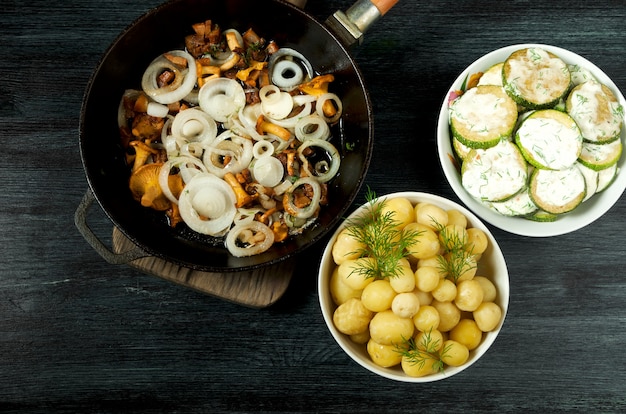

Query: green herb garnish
<box><xmin>343</xmin><ymin>188</ymin><xmax>422</xmax><ymax>280</ymax></box>
<box><xmin>397</xmin><ymin>329</ymin><xmax>451</xmax><ymax>374</ymax></box>
<box><xmin>434</xmin><ymin>222</ymin><xmax>477</xmax><ymax>283</ymax></box>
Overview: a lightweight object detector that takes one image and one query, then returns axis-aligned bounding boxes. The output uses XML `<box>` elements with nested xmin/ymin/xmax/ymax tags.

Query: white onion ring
<box><xmin>251</xmin><ymin>156</ymin><xmax>284</xmax><ymax>187</ymax></box>
<box><xmin>147</xmin><ymin>102</ymin><xmax>169</xmax><ymax>118</ymax></box>
<box><xmin>178</xmin><ymin>173</ymin><xmax>237</xmax><ymax>236</ymax></box>
<box><xmin>283</xmin><ymin>177</ymin><xmax>321</xmax><ymax>219</ymax></box>
<box><xmin>259</xmin><ymin>85</ymin><xmax>294</xmax><ymax>120</ymax></box>
<box><xmin>315</xmin><ymin>92</ymin><xmax>343</xmax><ymax>124</ymax></box>
<box><xmin>295</xmin><ymin>114</ymin><xmax>330</xmax><ymax>141</ymax></box>
<box><xmin>171</xmin><ymin>108</ymin><xmax>218</xmax><ymax>145</ymax></box>
<box><xmin>198</xmin><ymin>77</ymin><xmax>246</xmax><ymax>123</ymax></box>
<box><xmin>158</xmin><ymin>156</ymin><xmax>208</xmax><ymax>204</ymax></box>
<box><xmin>202</xmin><ymin>131</ymin><xmax>253</xmax><ymax>177</ymax></box>
<box><xmin>225</xmin><ymin>221</ymin><xmax>275</xmax><ymax>257</ymax></box>
<box><xmin>269</xmin><ymin>48</ymin><xmax>314</xmax><ymax>91</ymax></box>
<box><xmin>253</xmin><ymin>140</ymin><xmax>274</xmax><ymax>159</ymax></box>
<box><xmin>297</xmin><ymin>138</ymin><xmax>340</xmax><ymax>183</ymax></box>
<box><xmin>141</xmin><ymin>50</ymin><xmax>196</xmax><ymax>104</ymax></box>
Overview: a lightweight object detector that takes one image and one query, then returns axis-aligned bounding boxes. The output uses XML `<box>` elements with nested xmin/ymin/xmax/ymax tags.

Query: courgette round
<box><xmin>515</xmin><ymin>109</ymin><xmax>583</xmax><ymax>170</ymax></box>
<box><xmin>503</xmin><ymin>47</ymin><xmax>571</xmax><ymax>109</ymax></box>
<box><xmin>566</xmin><ymin>79</ymin><xmax>624</xmax><ymax>144</ymax></box>
<box><xmin>578</xmin><ymin>138</ymin><xmax>623</xmax><ymax>171</ymax></box>
<box><xmin>461</xmin><ymin>139</ymin><xmax>528</xmax><ymax>202</ymax></box>
<box><xmin>529</xmin><ymin>166</ymin><xmax>586</xmax><ymax>214</ymax></box>
<box><xmin>450</xmin><ymin>85</ymin><xmax>518</xmax><ymax>149</ymax></box>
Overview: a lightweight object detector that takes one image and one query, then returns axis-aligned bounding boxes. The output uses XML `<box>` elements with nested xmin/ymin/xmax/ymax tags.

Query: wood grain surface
<box><xmin>2</xmin><ymin>0</ymin><xmax>626</xmax><ymax>412</ymax></box>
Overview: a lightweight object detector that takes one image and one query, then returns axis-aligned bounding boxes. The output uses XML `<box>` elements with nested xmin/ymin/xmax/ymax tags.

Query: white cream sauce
<box><xmin>533</xmin><ymin>167</ymin><xmax>585</xmax><ymax>206</ymax></box>
<box><xmin>452</xmin><ymin>87</ymin><xmax>513</xmax><ymax>136</ymax></box>
<box><xmin>517</xmin><ymin>117</ymin><xmax>582</xmax><ymax>170</ymax></box>
<box><xmin>567</xmin><ymin>80</ymin><xmax>623</xmax><ymax>142</ymax></box>
<box><xmin>506</xmin><ymin>48</ymin><xmax>569</xmax><ymax>103</ymax></box>
<box><xmin>462</xmin><ymin>140</ymin><xmax>527</xmax><ymax>201</ymax></box>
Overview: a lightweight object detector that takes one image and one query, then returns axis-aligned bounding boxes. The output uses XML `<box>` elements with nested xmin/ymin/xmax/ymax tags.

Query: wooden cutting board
<box><xmin>111</xmin><ymin>227</ymin><xmax>293</xmax><ymax>308</ymax></box>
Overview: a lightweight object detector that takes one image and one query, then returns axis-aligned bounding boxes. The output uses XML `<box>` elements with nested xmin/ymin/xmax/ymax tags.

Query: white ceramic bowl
<box><xmin>318</xmin><ymin>192</ymin><xmax>509</xmax><ymax>382</ymax></box>
<box><xmin>437</xmin><ymin>44</ymin><xmax>626</xmax><ymax>237</ymax></box>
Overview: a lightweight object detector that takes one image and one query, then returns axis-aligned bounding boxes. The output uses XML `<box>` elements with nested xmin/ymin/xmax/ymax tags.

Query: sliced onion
<box><xmin>315</xmin><ymin>92</ymin><xmax>343</xmax><ymax>124</ymax></box>
<box><xmin>234</xmin><ymin>207</ymin><xmax>262</xmax><ymax>226</ymax></box>
<box><xmin>198</xmin><ymin>77</ymin><xmax>246</xmax><ymax>123</ymax></box>
<box><xmin>295</xmin><ymin>114</ymin><xmax>330</xmax><ymax>141</ymax></box>
<box><xmin>178</xmin><ymin>173</ymin><xmax>236</xmax><ymax>236</ymax></box>
<box><xmin>253</xmin><ymin>140</ymin><xmax>274</xmax><ymax>159</ymax></box>
<box><xmin>147</xmin><ymin>102</ymin><xmax>169</xmax><ymax>118</ymax></box>
<box><xmin>225</xmin><ymin>221</ymin><xmax>275</xmax><ymax>257</ymax></box>
<box><xmin>259</xmin><ymin>85</ymin><xmax>294</xmax><ymax>120</ymax></box>
<box><xmin>202</xmin><ymin>131</ymin><xmax>253</xmax><ymax>177</ymax></box>
<box><xmin>251</xmin><ymin>156</ymin><xmax>284</xmax><ymax>187</ymax></box>
<box><xmin>141</xmin><ymin>50</ymin><xmax>196</xmax><ymax>104</ymax></box>
<box><xmin>273</xmin><ymin>179</ymin><xmax>293</xmax><ymax>196</ymax></box>
<box><xmin>283</xmin><ymin>177</ymin><xmax>321</xmax><ymax>219</ymax></box>
<box><xmin>297</xmin><ymin>138</ymin><xmax>341</xmax><ymax>183</ymax></box>
<box><xmin>171</xmin><ymin>107</ymin><xmax>218</xmax><ymax>145</ymax></box>
<box><xmin>269</xmin><ymin>48</ymin><xmax>314</xmax><ymax>91</ymax></box>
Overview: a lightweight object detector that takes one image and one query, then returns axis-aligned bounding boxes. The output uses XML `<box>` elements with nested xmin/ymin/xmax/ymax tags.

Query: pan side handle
<box><xmin>74</xmin><ymin>188</ymin><xmax>149</xmax><ymax>264</ymax></box>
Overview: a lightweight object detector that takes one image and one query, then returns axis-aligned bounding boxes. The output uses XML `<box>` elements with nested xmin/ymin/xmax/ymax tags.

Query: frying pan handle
<box><xmin>74</xmin><ymin>189</ymin><xmax>149</xmax><ymax>264</ymax></box>
<box><xmin>326</xmin><ymin>0</ymin><xmax>399</xmax><ymax>47</ymax></box>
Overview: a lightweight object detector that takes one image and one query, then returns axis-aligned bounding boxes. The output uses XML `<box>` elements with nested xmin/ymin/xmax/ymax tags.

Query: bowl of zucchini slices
<box><xmin>437</xmin><ymin>44</ymin><xmax>626</xmax><ymax>237</ymax></box>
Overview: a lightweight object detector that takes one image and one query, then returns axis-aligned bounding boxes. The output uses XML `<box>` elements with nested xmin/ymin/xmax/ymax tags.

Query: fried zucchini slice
<box><xmin>529</xmin><ymin>166</ymin><xmax>586</xmax><ymax>214</ymax></box>
<box><xmin>450</xmin><ymin>85</ymin><xmax>518</xmax><ymax>149</ymax></box>
<box><xmin>515</xmin><ymin>109</ymin><xmax>583</xmax><ymax>170</ymax></box>
<box><xmin>503</xmin><ymin>47</ymin><xmax>571</xmax><ymax>109</ymax></box>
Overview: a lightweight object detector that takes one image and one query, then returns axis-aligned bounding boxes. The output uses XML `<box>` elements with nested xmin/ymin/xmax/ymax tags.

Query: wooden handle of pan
<box><xmin>371</xmin><ymin>0</ymin><xmax>398</xmax><ymax>15</ymax></box>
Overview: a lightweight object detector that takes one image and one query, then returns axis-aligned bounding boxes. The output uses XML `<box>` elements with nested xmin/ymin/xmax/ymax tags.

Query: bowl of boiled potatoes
<box><xmin>318</xmin><ymin>191</ymin><xmax>509</xmax><ymax>382</ymax></box>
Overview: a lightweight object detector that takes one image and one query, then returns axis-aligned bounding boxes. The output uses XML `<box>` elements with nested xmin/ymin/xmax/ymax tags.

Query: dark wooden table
<box><xmin>2</xmin><ymin>0</ymin><xmax>626</xmax><ymax>412</ymax></box>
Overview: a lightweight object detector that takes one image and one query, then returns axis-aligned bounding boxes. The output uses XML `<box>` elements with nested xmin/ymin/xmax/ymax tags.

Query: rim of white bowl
<box><xmin>437</xmin><ymin>43</ymin><xmax>626</xmax><ymax>237</ymax></box>
<box><xmin>318</xmin><ymin>191</ymin><xmax>510</xmax><ymax>382</ymax></box>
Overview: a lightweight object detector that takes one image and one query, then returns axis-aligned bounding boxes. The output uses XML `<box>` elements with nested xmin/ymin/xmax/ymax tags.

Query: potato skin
<box><xmin>333</xmin><ymin>298</ymin><xmax>373</xmax><ymax>336</ymax></box>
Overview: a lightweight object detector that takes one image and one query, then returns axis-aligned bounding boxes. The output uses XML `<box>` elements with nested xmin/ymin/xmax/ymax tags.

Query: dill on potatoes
<box><xmin>434</xmin><ymin>222</ymin><xmax>477</xmax><ymax>283</ymax></box>
<box><xmin>343</xmin><ymin>188</ymin><xmax>421</xmax><ymax>280</ymax></box>
<box><xmin>398</xmin><ymin>329</ymin><xmax>451</xmax><ymax>373</ymax></box>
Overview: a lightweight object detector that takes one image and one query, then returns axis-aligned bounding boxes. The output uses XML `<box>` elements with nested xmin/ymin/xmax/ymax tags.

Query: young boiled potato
<box><xmin>473</xmin><ymin>302</ymin><xmax>503</xmax><ymax>332</ymax></box>
<box><xmin>350</xmin><ymin>330</ymin><xmax>371</xmax><ymax>345</ymax></box>
<box><xmin>332</xmin><ymin>228</ymin><xmax>366</xmax><ymax>265</ymax></box>
<box><xmin>431</xmin><ymin>300</ymin><xmax>461</xmax><ymax>332</ymax></box>
<box><xmin>367</xmin><ymin>339</ymin><xmax>404</xmax><ymax>367</ymax></box>
<box><xmin>445</xmin><ymin>251</ymin><xmax>477</xmax><ymax>282</ymax></box>
<box><xmin>449</xmin><ymin>318</ymin><xmax>483</xmax><ymax>350</ymax></box>
<box><xmin>405</xmin><ymin>223</ymin><xmax>441</xmax><ymax>260</ymax></box>
<box><xmin>439</xmin><ymin>224</ymin><xmax>468</xmax><ymax>251</ymax></box>
<box><xmin>389</xmin><ymin>263</ymin><xmax>416</xmax><ymax>293</ymax></box>
<box><xmin>391</xmin><ymin>292</ymin><xmax>420</xmax><ymax>318</ymax></box>
<box><xmin>415</xmin><ymin>266</ymin><xmax>441</xmax><ymax>292</ymax></box>
<box><xmin>415</xmin><ymin>329</ymin><xmax>444</xmax><ymax>352</ymax></box>
<box><xmin>361</xmin><ymin>279</ymin><xmax>396</xmax><ymax>312</ymax></box>
<box><xmin>337</xmin><ymin>257</ymin><xmax>375</xmax><ymax>290</ymax></box>
<box><xmin>474</xmin><ymin>276</ymin><xmax>497</xmax><ymax>302</ymax></box>
<box><xmin>369</xmin><ymin>310</ymin><xmax>415</xmax><ymax>345</ymax></box>
<box><xmin>465</xmin><ymin>227</ymin><xmax>489</xmax><ymax>255</ymax></box>
<box><xmin>413</xmin><ymin>305</ymin><xmax>440</xmax><ymax>332</ymax></box>
<box><xmin>431</xmin><ymin>278</ymin><xmax>457</xmax><ymax>302</ymax></box>
<box><xmin>380</xmin><ymin>197</ymin><xmax>414</xmax><ymax>229</ymax></box>
<box><xmin>454</xmin><ymin>279</ymin><xmax>484</xmax><ymax>312</ymax></box>
<box><xmin>416</xmin><ymin>203</ymin><xmax>448</xmax><ymax>230</ymax></box>
<box><xmin>329</xmin><ymin>267</ymin><xmax>362</xmax><ymax>306</ymax></box>
<box><xmin>441</xmin><ymin>339</ymin><xmax>469</xmax><ymax>367</ymax></box>
<box><xmin>333</xmin><ymin>298</ymin><xmax>373</xmax><ymax>336</ymax></box>
<box><xmin>446</xmin><ymin>209</ymin><xmax>468</xmax><ymax>228</ymax></box>
<box><xmin>401</xmin><ymin>353</ymin><xmax>440</xmax><ymax>377</ymax></box>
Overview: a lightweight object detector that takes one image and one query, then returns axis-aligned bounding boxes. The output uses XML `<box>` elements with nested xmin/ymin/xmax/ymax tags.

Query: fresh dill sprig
<box><xmin>343</xmin><ymin>188</ymin><xmax>421</xmax><ymax>280</ymax></box>
<box><xmin>434</xmin><ymin>221</ymin><xmax>477</xmax><ymax>283</ymax></box>
<box><xmin>396</xmin><ymin>330</ymin><xmax>451</xmax><ymax>374</ymax></box>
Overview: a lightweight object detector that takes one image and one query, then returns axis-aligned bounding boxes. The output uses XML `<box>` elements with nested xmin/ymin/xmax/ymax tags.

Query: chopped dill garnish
<box><xmin>343</xmin><ymin>188</ymin><xmax>422</xmax><ymax>280</ymax></box>
<box><xmin>433</xmin><ymin>221</ymin><xmax>477</xmax><ymax>283</ymax></box>
<box><xmin>396</xmin><ymin>329</ymin><xmax>451</xmax><ymax>373</ymax></box>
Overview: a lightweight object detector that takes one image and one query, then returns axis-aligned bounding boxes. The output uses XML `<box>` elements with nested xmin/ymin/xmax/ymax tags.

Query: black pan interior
<box><xmin>79</xmin><ymin>0</ymin><xmax>373</xmax><ymax>272</ymax></box>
